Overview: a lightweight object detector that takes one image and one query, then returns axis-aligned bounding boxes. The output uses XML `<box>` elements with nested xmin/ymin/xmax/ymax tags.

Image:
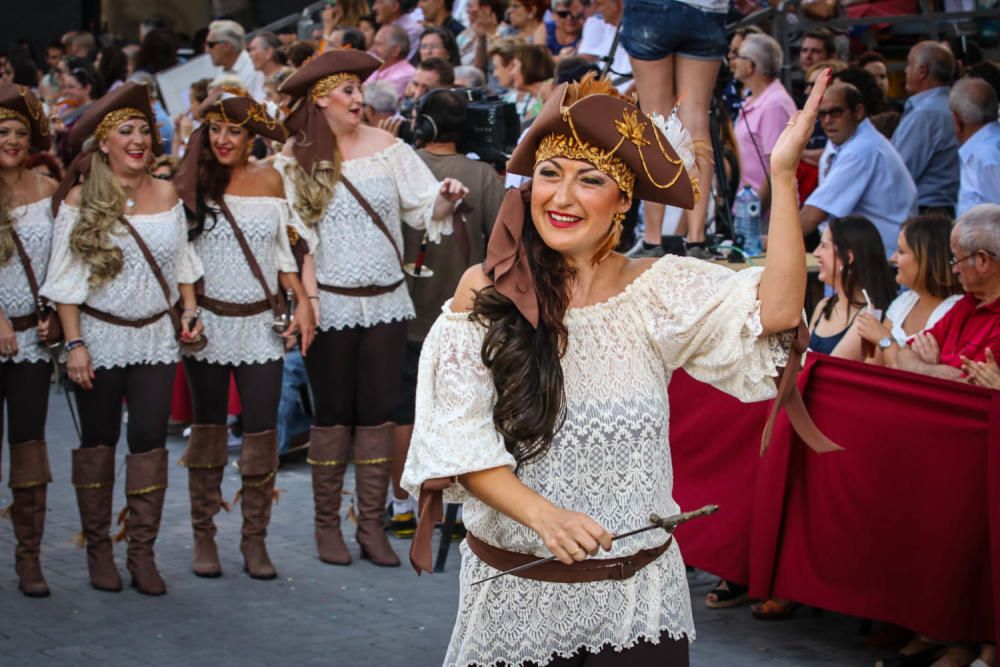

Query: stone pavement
<box><xmin>0</xmin><ymin>387</ymin><xmax>885</xmax><ymax>666</ymax></box>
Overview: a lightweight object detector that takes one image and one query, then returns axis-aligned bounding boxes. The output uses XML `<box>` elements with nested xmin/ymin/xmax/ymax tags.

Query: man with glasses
<box><xmin>205</xmin><ymin>20</ymin><xmax>265</xmax><ymax>101</ymax></box>
<box><xmin>891</xmin><ymin>204</ymin><xmax>1000</xmax><ymax>380</ymax></box>
<box><xmin>799</xmin><ymin>82</ymin><xmax>916</xmax><ymax>256</ymax></box>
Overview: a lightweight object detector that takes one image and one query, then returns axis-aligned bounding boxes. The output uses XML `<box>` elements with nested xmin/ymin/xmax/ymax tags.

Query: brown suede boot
<box><xmin>123</xmin><ymin>448</ymin><xmax>168</xmax><ymax>596</ymax></box>
<box><xmin>183</xmin><ymin>424</ymin><xmax>229</xmax><ymax>578</ymax></box>
<box><xmin>353</xmin><ymin>423</ymin><xmax>400</xmax><ymax>567</ymax></box>
<box><xmin>9</xmin><ymin>440</ymin><xmax>52</xmax><ymax>597</ymax></box>
<box><xmin>308</xmin><ymin>425</ymin><xmax>352</xmax><ymax>565</ymax></box>
<box><xmin>72</xmin><ymin>446</ymin><xmax>122</xmax><ymax>592</ymax></box>
<box><xmin>238</xmin><ymin>430</ymin><xmax>278</xmax><ymax>580</ymax></box>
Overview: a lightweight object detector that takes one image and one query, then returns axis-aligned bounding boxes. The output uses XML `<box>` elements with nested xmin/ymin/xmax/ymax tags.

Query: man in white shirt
<box><xmin>951</xmin><ymin>77</ymin><xmax>1000</xmax><ymax>217</ymax></box>
<box><xmin>247</xmin><ymin>32</ymin><xmax>286</xmax><ymax>84</ymax></box>
<box><xmin>205</xmin><ymin>20</ymin><xmax>265</xmax><ymax>101</ymax></box>
<box><xmin>577</xmin><ymin>0</ymin><xmax>631</xmax><ymax>90</ymax></box>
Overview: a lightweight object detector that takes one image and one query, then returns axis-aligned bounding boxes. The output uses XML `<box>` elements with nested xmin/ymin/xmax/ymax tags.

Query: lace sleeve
<box><xmin>383</xmin><ymin>141</ymin><xmax>452</xmax><ymax>243</ymax></box>
<box><xmin>38</xmin><ymin>205</ymin><xmax>89</xmax><ymax>305</ymax></box>
<box><xmin>274</xmin><ymin>154</ymin><xmax>319</xmax><ymax>252</ymax></box>
<box><xmin>175</xmin><ymin>208</ymin><xmax>204</xmax><ymax>284</ymax></box>
<box><xmin>632</xmin><ymin>256</ymin><xmax>792</xmax><ymax>402</ymax></box>
<box><xmin>274</xmin><ymin>202</ymin><xmax>298</xmax><ymax>274</ymax></box>
<box><xmin>401</xmin><ymin>303</ymin><xmax>516</xmax><ymax>503</ymax></box>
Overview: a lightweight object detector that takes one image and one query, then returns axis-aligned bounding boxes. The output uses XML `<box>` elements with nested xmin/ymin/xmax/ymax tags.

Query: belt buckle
<box><xmin>616</xmin><ymin>560</ymin><xmax>637</xmax><ymax>580</ymax></box>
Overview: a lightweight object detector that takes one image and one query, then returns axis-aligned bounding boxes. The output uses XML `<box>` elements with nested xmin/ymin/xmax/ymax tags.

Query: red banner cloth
<box><xmin>669</xmin><ymin>356</ymin><xmax>1000</xmax><ymax>642</ymax></box>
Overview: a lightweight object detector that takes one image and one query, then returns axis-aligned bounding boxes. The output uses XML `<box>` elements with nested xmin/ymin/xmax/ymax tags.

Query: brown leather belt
<box><xmin>317</xmin><ymin>279</ymin><xmax>404</xmax><ymax>297</ymax></box>
<box><xmin>80</xmin><ymin>304</ymin><xmax>168</xmax><ymax>328</ymax></box>
<box><xmin>9</xmin><ymin>313</ymin><xmax>38</xmax><ymax>332</ymax></box>
<box><xmin>465</xmin><ymin>532</ymin><xmax>672</xmax><ymax>584</ymax></box>
<box><xmin>198</xmin><ymin>295</ymin><xmax>271</xmax><ymax>317</ymax></box>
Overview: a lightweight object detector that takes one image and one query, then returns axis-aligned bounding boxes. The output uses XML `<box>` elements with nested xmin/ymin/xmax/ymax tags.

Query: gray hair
<box><xmin>742</xmin><ymin>34</ymin><xmax>783</xmax><ymax>80</ymax></box>
<box><xmin>955</xmin><ymin>204</ymin><xmax>1000</xmax><ymax>258</ymax></box>
<box><xmin>950</xmin><ymin>77</ymin><xmax>999</xmax><ymax>126</ymax></box>
<box><xmin>364</xmin><ymin>81</ymin><xmax>399</xmax><ymax>114</ymax></box>
<box><xmin>209</xmin><ymin>19</ymin><xmax>246</xmax><ymax>51</ymax></box>
<box><xmin>384</xmin><ymin>24</ymin><xmax>410</xmax><ymax>61</ymax></box>
<box><xmin>454</xmin><ymin>65</ymin><xmax>486</xmax><ymax>88</ymax></box>
<box><xmin>913</xmin><ymin>41</ymin><xmax>954</xmax><ymax>85</ymax></box>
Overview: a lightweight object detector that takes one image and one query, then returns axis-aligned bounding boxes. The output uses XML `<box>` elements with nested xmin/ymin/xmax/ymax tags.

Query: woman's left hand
<box><xmin>180</xmin><ymin>310</ymin><xmax>204</xmax><ymax>342</ymax></box>
<box><xmin>856</xmin><ymin>311</ymin><xmax>890</xmax><ymax>344</ymax></box>
<box><xmin>285</xmin><ymin>299</ymin><xmax>316</xmax><ymax>356</ymax></box>
<box><xmin>770</xmin><ymin>68</ymin><xmax>831</xmax><ymax>178</ymax></box>
<box><xmin>433</xmin><ymin>178</ymin><xmax>470</xmax><ymax>221</ymax></box>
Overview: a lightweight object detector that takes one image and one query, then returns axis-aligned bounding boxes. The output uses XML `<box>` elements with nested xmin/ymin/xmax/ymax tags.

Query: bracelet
<box><xmin>308</xmin><ymin>296</ymin><xmax>319</xmax><ymax>301</ymax></box>
<box><xmin>182</xmin><ymin>307</ymin><xmax>202</xmax><ymax>317</ymax></box>
<box><xmin>65</xmin><ymin>338</ymin><xmax>87</xmax><ymax>352</ymax></box>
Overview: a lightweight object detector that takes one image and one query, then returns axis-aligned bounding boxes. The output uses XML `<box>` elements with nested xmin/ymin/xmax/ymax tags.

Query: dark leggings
<box><xmin>75</xmin><ymin>362</ymin><xmax>176</xmax><ymax>454</ymax></box>
<box><xmin>305</xmin><ymin>320</ymin><xmax>407</xmax><ymax>428</ymax></box>
<box><xmin>510</xmin><ymin>634</ymin><xmax>689</xmax><ymax>667</ymax></box>
<box><xmin>183</xmin><ymin>357</ymin><xmax>283</xmax><ymax>433</ymax></box>
<box><xmin>0</xmin><ymin>360</ymin><xmax>50</xmax><ymax>445</ymax></box>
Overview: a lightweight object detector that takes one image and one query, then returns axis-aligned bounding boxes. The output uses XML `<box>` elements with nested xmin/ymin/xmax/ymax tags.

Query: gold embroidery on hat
<box><xmin>535</xmin><ymin>133</ymin><xmax>635</xmax><ymax>199</ymax></box>
<box><xmin>94</xmin><ymin>107</ymin><xmax>146</xmax><ymax>141</ymax></box>
<box><xmin>615</xmin><ymin>110</ymin><xmax>649</xmax><ymax>148</ymax></box>
<box><xmin>0</xmin><ymin>108</ymin><xmax>30</xmax><ymax>132</ymax></box>
<box><xmin>15</xmin><ymin>85</ymin><xmax>50</xmax><ymax>138</ymax></box>
<box><xmin>205</xmin><ymin>100</ymin><xmax>279</xmax><ymax>132</ymax></box>
<box><xmin>309</xmin><ymin>73</ymin><xmax>360</xmax><ymax>102</ymax></box>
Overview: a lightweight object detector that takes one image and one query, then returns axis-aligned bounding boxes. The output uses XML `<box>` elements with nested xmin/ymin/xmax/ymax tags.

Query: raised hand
<box><xmin>770</xmin><ymin>68</ymin><xmax>831</xmax><ymax>178</ymax></box>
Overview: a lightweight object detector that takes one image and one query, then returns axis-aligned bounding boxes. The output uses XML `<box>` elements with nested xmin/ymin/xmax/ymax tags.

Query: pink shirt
<box><xmin>366</xmin><ymin>59</ymin><xmax>416</xmax><ymax>100</ymax></box>
<box><xmin>735</xmin><ymin>79</ymin><xmax>797</xmax><ymax>194</ymax></box>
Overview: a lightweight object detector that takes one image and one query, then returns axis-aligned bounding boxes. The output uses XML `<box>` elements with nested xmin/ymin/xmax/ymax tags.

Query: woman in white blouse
<box><xmin>173</xmin><ymin>95</ymin><xmax>315</xmax><ymax>581</ymax></box>
<box><xmin>857</xmin><ymin>213</ymin><xmax>962</xmax><ymax>365</ymax></box>
<box><xmin>0</xmin><ymin>83</ymin><xmax>58</xmax><ymax>597</ymax></box>
<box><xmin>275</xmin><ymin>51</ymin><xmax>467</xmax><ymax>567</ymax></box>
<box><xmin>402</xmin><ymin>72</ymin><xmax>828</xmax><ymax>666</ymax></box>
<box><xmin>42</xmin><ymin>83</ymin><xmax>204</xmax><ymax>597</ymax></box>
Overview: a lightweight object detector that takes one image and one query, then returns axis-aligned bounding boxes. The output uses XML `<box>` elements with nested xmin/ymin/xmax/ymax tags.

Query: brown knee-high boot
<box><xmin>353</xmin><ymin>423</ymin><xmax>400</xmax><ymax>567</ymax></box>
<box><xmin>123</xmin><ymin>448</ymin><xmax>168</xmax><ymax>596</ymax></box>
<box><xmin>9</xmin><ymin>440</ymin><xmax>52</xmax><ymax>597</ymax></box>
<box><xmin>72</xmin><ymin>446</ymin><xmax>122</xmax><ymax>592</ymax></box>
<box><xmin>308</xmin><ymin>425</ymin><xmax>352</xmax><ymax>565</ymax></box>
<box><xmin>183</xmin><ymin>424</ymin><xmax>229</xmax><ymax>578</ymax></box>
<box><xmin>238</xmin><ymin>430</ymin><xmax>278</xmax><ymax>580</ymax></box>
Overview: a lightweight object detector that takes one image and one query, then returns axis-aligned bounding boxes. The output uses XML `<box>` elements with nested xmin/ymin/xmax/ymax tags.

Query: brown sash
<box><xmin>198</xmin><ymin>295</ymin><xmax>272</xmax><ymax>317</ymax></box>
<box><xmin>9</xmin><ymin>313</ymin><xmax>39</xmax><ymax>332</ymax></box>
<box><xmin>79</xmin><ymin>304</ymin><xmax>169</xmax><ymax>328</ymax></box>
<box><xmin>10</xmin><ymin>227</ymin><xmax>61</xmax><ymax>343</ymax></box>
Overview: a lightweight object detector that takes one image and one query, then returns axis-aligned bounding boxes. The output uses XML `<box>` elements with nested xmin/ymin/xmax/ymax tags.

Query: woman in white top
<box><xmin>0</xmin><ymin>83</ymin><xmax>58</xmax><ymax>597</ymax></box>
<box><xmin>402</xmin><ymin>72</ymin><xmax>827</xmax><ymax>666</ymax></box>
<box><xmin>275</xmin><ymin>51</ymin><xmax>467</xmax><ymax>568</ymax></box>
<box><xmin>173</xmin><ymin>95</ymin><xmax>314</xmax><ymax>581</ymax></box>
<box><xmin>42</xmin><ymin>83</ymin><xmax>203</xmax><ymax>597</ymax></box>
<box><xmin>858</xmin><ymin>213</ymin><xmax>962</xmax><ymax>365</ymax></box>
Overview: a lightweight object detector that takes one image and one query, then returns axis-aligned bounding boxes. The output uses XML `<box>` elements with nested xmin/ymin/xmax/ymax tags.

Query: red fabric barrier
<box><xmin>669</xmin><ymin>356</ymin><xmax>999</xmax><ymax>642</ymax></box>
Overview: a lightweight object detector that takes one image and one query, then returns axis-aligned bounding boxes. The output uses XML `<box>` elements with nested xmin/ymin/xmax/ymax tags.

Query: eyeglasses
<box><xmin>950</xmin><ymin>249</ymin><xmax>996</xmax><ymax>266</ymax></box>
<box><xmin>817</xmin><ymin>106</ymin><xmax>848</xmax><ymax>121</ymax></box>
<box><xmin>554</xmin><ymin>10</ymin><xmax>584</xmax><ymax>18</ymax></box>
<box><xmin>206</xmin><ymin>40</ymin><xmax>223</xmax><ymax>49</ymax></box>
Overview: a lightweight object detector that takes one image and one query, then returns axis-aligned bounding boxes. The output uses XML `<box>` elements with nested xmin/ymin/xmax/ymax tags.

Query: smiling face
<box><xmin>61</xmin><ymin>71</ymin><xmax>92</xmax><ymax>104</ymax></box>
<box><xmin>530</xmin><ymin>156</ymin><xmax>630</xmax><ymax>264</ymax></box>
<box><xmin>316</xmin><ymin>77</ymin><xmax>365</xmax><ymax>130</ymax></box>
<box><xmin>100</xmin><ymin>117</ymin><xmax>153</xmax><ymax>175</ymax></box>
<box><xmin>891</xmin><ymin>230</ymin><xmax>916</xmax><ymax>289</ymax></box>
<box><xmin>812</xmin><ymin>227</ymin><xmax>842</xmax><ymax>289</ymax></box>
<box><xmin>554</xmin><ymin>0</ymin><xmax>585</xmax><ymax>37</ymax></box>
<box><xmin>208</xmin><ymin>120</ymin><xmax>252</xmax><ymax>167</ymax></box>
<box><xmin>0</xmin><ymin>119</ymin><xmax>30</xmax><ymax>171</ymax></box>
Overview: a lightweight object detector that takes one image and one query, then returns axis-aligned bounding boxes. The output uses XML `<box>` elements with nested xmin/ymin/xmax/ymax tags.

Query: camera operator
<box><xmin>386</xmin><ymin>89</ymin><xmax>506</xmax><ymax>537</ymax></box>
<box><xmin>380</xmin><ymin>58</ymin><xmax>455</xmax><ymax>135</ymax></box>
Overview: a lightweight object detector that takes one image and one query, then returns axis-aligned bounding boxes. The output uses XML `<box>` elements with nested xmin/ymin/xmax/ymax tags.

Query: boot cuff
<box><xmin>307</xmin><ymin>425</ymin><xmax>351</xmax><ymax>466</ymax></box>
<box><xmin>125</xmin><ymin>448</ymin><xmax>168</xmax><ymax>495</ymax></box>
<box><xmin>9</xmin><ymin>440</ymin><xmax>52</xmax><ymax>489</ymax></box>
<box><xmin>239</xmin><ymin>430</ymin><xmax>279</xmax><ymax>477</ymax></box>
<box><xmin>183</xmin><ymin>424</ymin><xmax>230</xmax><ymax>469</ymax></box>
<box><xmin>352</xmin><ymin>423</ymin><xmax>394</xmax><ymax>465</ymax></box>
<box><xmin>71</xmin><ymin>445</ymin><xmax>116</xmax><ymax>488</ymax></box>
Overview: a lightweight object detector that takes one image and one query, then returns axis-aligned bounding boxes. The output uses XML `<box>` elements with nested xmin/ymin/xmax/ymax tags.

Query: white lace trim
<box><xmin>1</xmin><ymin>199</ymin><xmax>53</xmax><ymax>364</ymax></box>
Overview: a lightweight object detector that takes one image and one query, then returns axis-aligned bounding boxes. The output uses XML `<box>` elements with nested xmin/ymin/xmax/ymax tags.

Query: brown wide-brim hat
<box><xmin>507</xmin><ymin>82</ymin><xmax>695</xmax><ymax>208</ymax></box>
<box><xmin>174</xmin><ymin>95</ymin><xmax>288</xmax><ymax>213</ymax></box>
<box><xmin>0</xmin><ymin>83</ymin><xmax>51</xmax><ymax>151</ymax></box>
<box><xmin>279</xmin><ymin>50</ymin><xmax>382</xmax><ymax>174</ymax></box>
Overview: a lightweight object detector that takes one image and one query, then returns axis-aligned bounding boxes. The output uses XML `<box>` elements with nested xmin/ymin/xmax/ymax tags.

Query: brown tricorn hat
<box><xmin>174</xmin><ymin>95</ymin><xmax>287</xmax><ymax>213</ymax></box>
<box><xmin>0</xmin><ymin>83</ymin><xmax>51</xmax><ymax>151</ymax></box>
<box><xmin>507</xmin><ymin>80</ymin><xmax>696</xmax><ymax>208</ymax></box>
<box><xmin>278</xmin><ymin>50</ymin><xmax>382</xmax><ymax>174</ymax></box>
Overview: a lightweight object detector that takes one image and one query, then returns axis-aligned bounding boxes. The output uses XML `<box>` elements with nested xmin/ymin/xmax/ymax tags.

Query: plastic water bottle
<box><xmin>733</xmin><ymin>186</ymin><xmax>762</xmax><ymax>257</ymax></box>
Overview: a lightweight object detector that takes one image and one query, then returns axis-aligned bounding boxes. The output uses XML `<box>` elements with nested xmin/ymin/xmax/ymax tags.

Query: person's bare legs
<box><xmin>630</xmin><ymin>55</ymin><xmax>676</xmax><ymax>247</ymax></box>
<box><xmin>674</xmin><ymin>56</ymin><xmax>721</xmax><ymax>243</ymax></box>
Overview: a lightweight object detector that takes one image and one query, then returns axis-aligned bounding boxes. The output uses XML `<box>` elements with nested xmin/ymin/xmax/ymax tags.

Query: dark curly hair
<box><xmin>186</xmin><ymin>129</ymin><xmax>246</xmax><ymax>239</ymax></box>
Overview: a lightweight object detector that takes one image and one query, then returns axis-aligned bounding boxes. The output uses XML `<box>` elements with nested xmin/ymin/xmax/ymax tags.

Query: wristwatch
<box><xmin>878</xmin><ymin>336</ymin><xmax>895</xmax><ymax>350</ymax></box>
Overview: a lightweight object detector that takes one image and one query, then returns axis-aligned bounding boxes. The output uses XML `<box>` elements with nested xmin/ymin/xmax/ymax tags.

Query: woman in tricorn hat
<box><xmin>275</xmin><ymin>50</ymin><xmax>467</xmax><ymax>568</ymax></box>
<box><xmin>402</xmin><ymin>71</ymin><xmax>831</xmax><ymax>665</ymax></box>
<box><xmin>173</xmin><ymin>93</ymin><xmax>314</xmax><ymax>581</ymax></box>
<box><xmin>0</xmin><ymin>82</ymin><xmax>58</xmax><ymax>597</ymax></box>
<box><xmin>41</xmin><ymin>82</ymin><xmax>204</xmax><ymax>596</ymax></box>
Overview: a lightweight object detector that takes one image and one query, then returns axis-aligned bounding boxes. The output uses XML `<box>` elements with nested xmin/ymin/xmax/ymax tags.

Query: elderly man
<box><xmin>247</xmin><ymin>32</ymin><xmax>285</xmax><ymax>82</ymax></box>
<box><xmin>892</xmin><ymin>41</ymin><xmax>961</xmax><ymax>215</ymax></box>
<box><xmin>363</xmin><ymin>81</ymin><xmax>400</xmax><ymax>127</ymax></box>
<box><xmin>889</xmin><ymin>205</ymin><xmax>1000</xmax><ymax>380</ymax></box>
<box><xmin>950</xmin><ymin>78</ymin><xmax>1000</xmax><ymax>217</ymax></box>
<box><xmin>367</xmin><ymin>25</ymin><xmax>416</xmax><ymax>99</ymax></box>
<box><xmin>801</xmin><ymin>83</ymin><xmax>916</xmax><ymax>256</ymax></box>
<box><xmin>205</xmin><ymin>19</ymin><xmax>264</xmax><ymax>100</ymax></box>
<box><xmin>373</xmin><ymin>0</ymin><xmax>423</xmax><ymax>59</ymax></box>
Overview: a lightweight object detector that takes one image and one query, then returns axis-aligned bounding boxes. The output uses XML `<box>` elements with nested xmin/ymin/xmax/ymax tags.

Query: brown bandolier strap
<box><xmin>214</xmin><ymin>199</ymin><xmax>284</xmax><ymax>321</ymax></box>
<box><xmin>117</xmin><ymin>216</ymin><xmax>183</xmax><ymax>335</ymax></box>
<box><xmin>80</xmin><ymin>304</ymin><xmax>169</xmax><ymax>328</ymax></box>
<box><xmin>9</xmin><ymin>227</ymin><xmax>51</xmax><ymax>328</ymax></box>
<box><xmin>466</xmin><ymin>532</ymin><xmax>672</xmax><ymax>584</ymax></box>
<box><xmin>9</xmin><ymin>313</ymin><xmax>38</xmax><ymax>332</ymax></box>
<box><xmin>318</xmin><ymin>175</ymin><xmax>406</xmax><ymax>297</ymax></box>
<box><xmin>198</xmin><ymin>295</ymin><xmax>272</xmax><ymax>317</ymax></box>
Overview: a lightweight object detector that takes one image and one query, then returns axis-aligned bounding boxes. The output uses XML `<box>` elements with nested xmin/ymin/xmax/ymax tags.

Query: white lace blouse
<box><xmin>884</xmin><ymin>290</ymin><xmax>961</xmax><ymax>346</ymax></box>
<box><xmin>185</xmin><ymin>195</ymin><xmax>298</xmax><ymax>366</ymax></box>
<box><xmin>40</xmin><ymin>202</ymin><xmax>203</xmax><ymax>369</ymax></box>
<box><xmin>276</xmin><ymin>140</ymin><xmax>451</xmax><ymax>332</ymax></box>
<box><xmin>0</xmin><ymin>198</ymin><xmax>53</xmax><ymax>365</ymax></box>
<box><xmin>402</xmin><ymin>256</ymin><xmax>792</xmax><ymax>667</ymax></box>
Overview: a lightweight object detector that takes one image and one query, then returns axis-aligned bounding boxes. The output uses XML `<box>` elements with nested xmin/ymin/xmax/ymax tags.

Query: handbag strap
<box><xmin>9</xmin><ymin>226</ymin><xmax>47</xmax><ymax>321</ymax></box>
<box><xmin>215</xmin><ymin>198</ymin><xmax>283</xmax><ymax>321</ymax></box>
<box><xmin>339</xmin><ymin>174</ymin><xmax>404</xmax><ymax>269</ymax></box>
<box><xmin>117</xmin><ymin>216</ymin><xmax>182</xmax><ymax>333</ymax></box>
